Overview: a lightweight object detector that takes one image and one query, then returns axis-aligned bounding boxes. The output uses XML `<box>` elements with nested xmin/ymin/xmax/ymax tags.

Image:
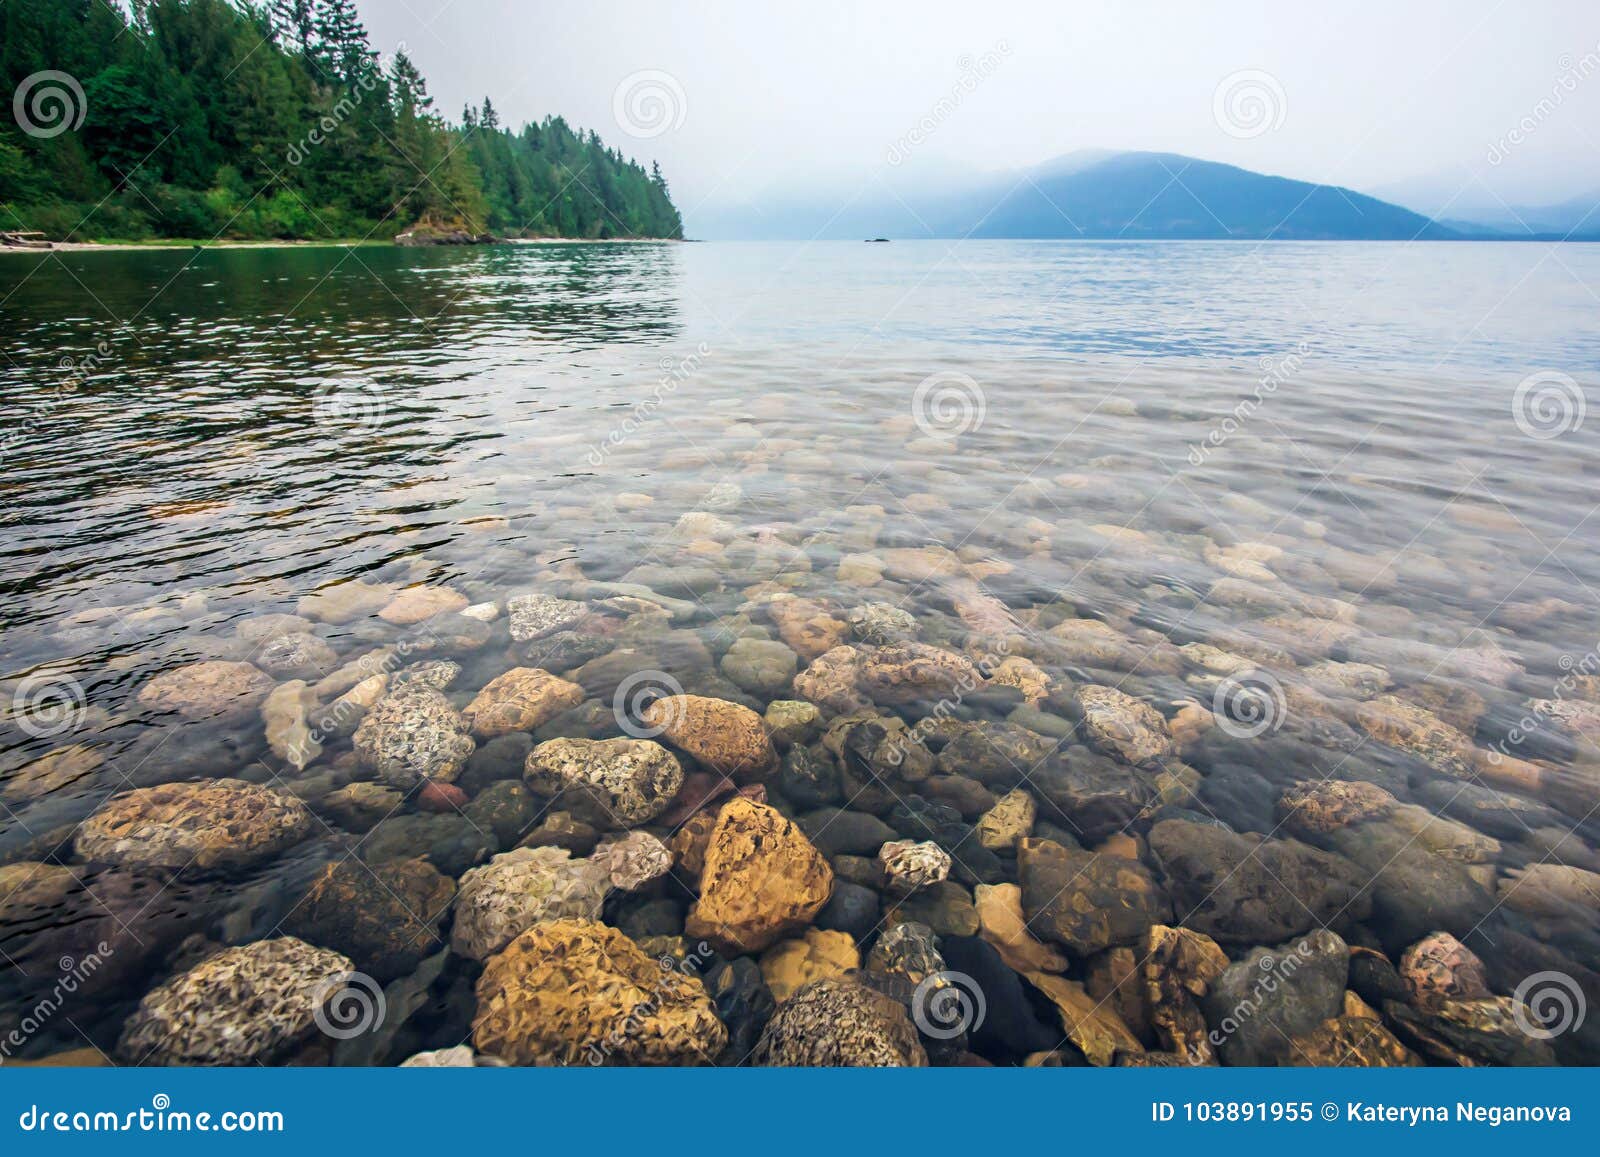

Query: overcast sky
<box><xmin>356</xmin><ymin>0</ymin><xmax>1600</xmax><ymax>234</ymax></box>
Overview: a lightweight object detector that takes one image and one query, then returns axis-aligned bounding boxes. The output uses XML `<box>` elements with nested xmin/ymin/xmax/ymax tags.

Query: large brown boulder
<box><xmin>462</xmin><ymin>667</ymin><xmax>584</xmax><ymax>738</ymax></box>
<box><xmin>135</xmin><ymin>660</ymin><xmax>273</xmax><ymax>722</ymax></box>
<box><xmin>685</xmin><ymin>799</ymin><xmax>833</xmax><ymax>953</ymax></box>
<box><xmin>642</xmin><ymin>694</ymin><xmax>776</xmax><ymax>781</ymax></box>
<box><xmin>75</xmin><ymin>779</ymin><xmax>312</xmax><ymax>871</ymax></box>
<box><xmin>472</xmin><ymin>919</ymin><xmax>725</xmax><ymax>1065</ymax></box>
<box><xmin>857</xmin><ymin>641</ymin><xmax>980</xmax><ymax>705</ymax></box>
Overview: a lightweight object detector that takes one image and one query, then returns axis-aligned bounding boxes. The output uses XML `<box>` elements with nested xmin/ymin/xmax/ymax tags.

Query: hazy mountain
<box><xmin>1369</xmin><ymin>167</ymin><xmax>1600</xmax><ymax>239</ymax></box>
<box><xmin>695</xmin><ymin>150</ymin><xmax>1458</xmax><ymax>240</ymax></box>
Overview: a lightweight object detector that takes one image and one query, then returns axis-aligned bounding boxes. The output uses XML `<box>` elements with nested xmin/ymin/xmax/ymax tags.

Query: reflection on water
<box><xmin>1</xmin><ymin>240</ymin><xmax>1598</xmax><ymax>1067</ymax></box>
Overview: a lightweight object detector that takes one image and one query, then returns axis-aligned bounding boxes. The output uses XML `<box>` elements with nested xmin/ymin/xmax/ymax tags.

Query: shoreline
<box><xmin>1</xmin><ymin>236</ymin><xmax>683</xmax><ymax>255</ymax></box>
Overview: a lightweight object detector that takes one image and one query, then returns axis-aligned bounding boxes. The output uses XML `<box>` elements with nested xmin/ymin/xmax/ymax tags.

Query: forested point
<box><xmin>0</xmin><ymin>0</ymin><xmax>685</xmax><ymax>242</ymax></box>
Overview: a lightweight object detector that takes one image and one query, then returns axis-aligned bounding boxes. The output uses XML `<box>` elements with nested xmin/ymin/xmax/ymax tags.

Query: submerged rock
<box><xmin>1289</xmin><ymin>1015</ymin><xmax>1420</xmax><ymax>1066</ymax></box>
<box><xmin>76</xmin><ymin>779</ymin><xmax>312</xmax><ymax>871</ymax></box>
<box><xmin>506</xmin><ymin>593</ymin><xmax>587</xmax><ymax>642</ymax></box>
<box><xmin>1354</xmin><ymin>695</ymin><xmax>1477</xmax><ymax>778</ymax></box>
<box><xmin>255</xmin><ymin>632</ymin><xmax>338</xmax><ymax>680</ymax></box>
<box><xmin>1322</xmin><ymin>822</ymin><xmax>1491</xmax><ymax>950</ymax></box>
<box><xmin>792</xmin><ymin>645</ymin><xmax>870</xmax><ymax>712</ymax></box>
<box><xmin>3</xmin><ymin>743</ymin><xmax>103</xmax><ymax>803</ymax></box>
<box><xmin>353</xmin><ymin>685</ymin><xmax>475</xmax><ymax>788</ymax></box>
<box><xmin>878</xmin><ymin>839</ymin><xmax>951</xmax><ymax>894</ymax></box>
<box><xmin>884</xmin><ymin>879</ymin><xmax>981</xmax><ymax>938</ymax></box>
<box><xmin>1384</xmin><ymin>996</ymin><xmax>1557</xmax><ymax>1066</ymax></box>
<box><xmin>1024</xmin><ymin>971</ymin><xmax>1144</xmax><ymax>1066</ymax></box>
<box><xmin>1277</xmin><ymin>778</ymin><xmax>1395</xmax><ymax>837</ymax></box>
<box><xmin>764</xmin><ymin>699</ymin><xmax>822</xmax><ymax>747</ymax></box>
<box><xmin>760</xmin><ymin>928</ymin><xmax>861</xmax><ymax>1002</ymax></box>
<box><xmin>451</xmin><ymin>847</ymin><xmax>610</xmax><ymax>961</ymax></box>
<box><xmin>298</xmin><ymin>580</ymin><xmax>395</xmax><ymax>624</ymax></box>
<box><xmin>721</xmin><ymin>637</ymin><xmax>799</xmax><ymax>697</ymax></box>
<box><xmin>117</xmin><ymin>938</ymin><xmax>353</xmax><ymax>1065</ymax></box>
<box><xmin>595</xmin><ymin>830</ymin><xmax>674</xmax><ymax>891</ymax></box>
<box><xmin>975</xmin><ymin>883</ymin><xmax>1069</xmax><ymax>974</ymax></box>
<box><xmin>857</xmin><ymin>641</ymin><xmax>981</xmax><ymax>705</ymax></box>
<box><xmin>1072</xmin><ymin>684</ymin><xmax>1172</xmax><ymax>765</ymax></box>
<box><xmin>775</xmin><ymin>743</ymin><xmax>841</xmax><ymax>810</ymax></box>
<box><xmin>523</xmin><ymin>736</ymin><xmax>683</xmax><ymax>826</ymax></box>
<box><xmin>752</xmin><ymin>977</ymin><xmax>928</xmax><ymax>1066</ymax></box>
<box><xmin>935</xmin><ymin>720</ymin><xmax>1056</xmax><ymax>787</ymax></box>
<box><xmin>472</xmin><ymin>919</ymin><xmax>725</xmax><ymax>1065</ymax></box>
<box><xmin>262</xmin><ymin>679</ymin><xmax>321</xmax><ymax>770</ymax></box>
<box><xmin>642</xmin><ymin>694</ymin><xmax>777</xmax><ymax>781</ymax></box>
<box><xmin>686</xmin><ymin>799</ymin><xmax>833</xmax><ymax>954</ymax></box>
<box><xmin>462</xmin><ymin>667</ymin><xmax>584</xmax><ymax>737</ymax></box>
<box><xmin>136</xmin><ymin>659</ymin><xmax>273</xmax><ymax>722</ymax></box>
<box><xmin>1148</xmin><ymin>819</ymin><xmax>1368</xmax><ymax>944</ymax></box>
<box><xmin>865</xmin><ymin>921</ymin><xmax>945</xmax><ymax>992</ymax></box>
<box><xmin>704</xmin><ymin>956</ymin><xmax>775</xmax><ymax>1060</ymax></box>
<box><xmin>847</xmin><ymin>602</ymin><xmax>918</xmax><ymax>645</ymax></box>
<box><xmin>283</xmin><ymin>858</ymin><xmax>454</xmax><ymax>982</ymax></box>
<box><xmin>1399</xmin><ymin>931</ymin><xmax>1491</xmax><ymax>1008</ymax></box>
<box><xmin>1200</xmin><ymin>930</ymin><xmax>1349</xmax><ymax>1065</ymax></box>
<box><xmin>975</xmin><ymin>788</ymin><xmax>1036</xmax><ymax>851</ymax></box>
<box><xmin>1018</xmin><ymin>838</ymin><xmax>1171</xmax><ymax>955</ymax></box>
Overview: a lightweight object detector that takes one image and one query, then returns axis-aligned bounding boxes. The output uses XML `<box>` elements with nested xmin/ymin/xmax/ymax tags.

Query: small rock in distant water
<box><xmin>379</xmin><ymin>584</ymin><xmax>469</xmax><ymax>625</ymax></box>
<box><xmin>297</xmin><ymin>580</ymin><xmax>395</xmax><ymax>624</ymax></box>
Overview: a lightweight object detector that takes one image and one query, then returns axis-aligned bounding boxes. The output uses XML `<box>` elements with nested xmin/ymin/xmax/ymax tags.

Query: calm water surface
<box><xmin>1</xmin><ymin>240</ymin><xmax>1597</xmax><ymax>1065</ymax></box>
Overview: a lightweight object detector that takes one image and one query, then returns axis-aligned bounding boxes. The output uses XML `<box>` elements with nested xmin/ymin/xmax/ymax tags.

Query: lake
<box><xmin>1</xmin><ymin>239</ymin><xmax>1597</xmax><ymax>1066</ymax></box>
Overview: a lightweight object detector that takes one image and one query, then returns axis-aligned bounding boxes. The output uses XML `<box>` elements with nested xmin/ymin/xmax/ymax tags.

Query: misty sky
<box><xmin>356</xmin><ymin>0</ymin><xmax>1600</xmax><ymax>236</ymax></box>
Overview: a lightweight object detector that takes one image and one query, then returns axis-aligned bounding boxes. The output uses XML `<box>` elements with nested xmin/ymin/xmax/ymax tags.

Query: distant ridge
<box><xmin>963</xmin><ymin>151</ymin><xmax>1457</xmax><ymax>240</ymax></box>
<box><xmin>695</xmin><ymin>150</ymin><xmax>1566</xmax><ymax>240</ymax></box>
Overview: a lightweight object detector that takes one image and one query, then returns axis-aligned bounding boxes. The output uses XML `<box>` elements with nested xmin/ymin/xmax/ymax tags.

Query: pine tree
<box><xmin>312</xmin><ymin>0</ymin><xmax>372</xmax><ymax>84</ymax></box>
<box><xmin>269</xmin><ymin>0</ymin><xmax>316</xmax><ymax>53</ymax></box>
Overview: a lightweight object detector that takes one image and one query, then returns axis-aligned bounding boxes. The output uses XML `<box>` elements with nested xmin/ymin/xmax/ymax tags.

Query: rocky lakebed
<box><xmin>3</xmin><ymin>243</ymin><xmax>1599</xmax><ymax>1070</ymax></box>
<box><xmin>4</xmin><ymin>497</ymin><xmax>1600</xmax><ymax>1068</ymax></box>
